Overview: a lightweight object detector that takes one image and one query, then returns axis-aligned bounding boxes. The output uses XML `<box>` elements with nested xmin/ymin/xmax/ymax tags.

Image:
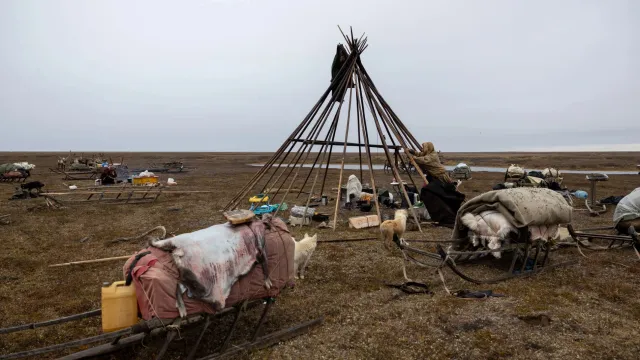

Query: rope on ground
<box><xmin>575</xmin><ymin>240</ymin><xmax>589</xmax><ymax>258</ymax></box>
<box><xmin>437</xmin><ymin>268</ymin><xmax>452</xmax><ymax>296</ymax></box>
<box><xmin>398</xmin><ymin>239</ymin><xmax>412</xmax><ymax>282</ymax></box>
<box><xmin>106</xmin><ymin>226</ymin><xmax>167</xmax><ymax>244</ymax></box>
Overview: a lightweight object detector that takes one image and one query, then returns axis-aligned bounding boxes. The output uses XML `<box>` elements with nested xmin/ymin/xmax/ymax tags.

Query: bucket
<box><xmin>321</xmin><ymin>195</ymin><xmax>328</xmax><ymax>206</ymax></box>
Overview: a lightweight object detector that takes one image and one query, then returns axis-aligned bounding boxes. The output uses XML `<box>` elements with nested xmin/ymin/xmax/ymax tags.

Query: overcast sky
<box><xmin>1</xmin><ymin>0</ymin><xmax>638</xmax><ymax>152</ymax></box>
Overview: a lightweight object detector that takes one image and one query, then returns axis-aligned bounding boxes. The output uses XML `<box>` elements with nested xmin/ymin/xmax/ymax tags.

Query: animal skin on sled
<box><xmin>123</xmin><ymin>227</ymin><xmax>295</xmax><ymax>320</ymax></box>
<box><xmin>149</xmin><ymin>215</ymin><xmax>291</xmax><ymax>311</ymax></box>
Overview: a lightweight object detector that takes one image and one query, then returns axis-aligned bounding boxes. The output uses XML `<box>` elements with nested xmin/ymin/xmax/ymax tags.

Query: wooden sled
<box><xmin>449</xmin><ymin>168</ymin><xmax>471</xmax><ymax>180</ymax></box>
<box><xmin>0</xmin><ymin>299</ymin><xmax>324</xmax><ymax>360</ymax></box>
<box><xmin>567</xmin><ymin>224</ymin><xmax>640</xmax><ymax>254</ymax></box>
<box><xmin>0</xmin><ymin>173</ymin><xmax>29</xmax><ymax>183</ymax></box>
<box><xmin>395</xmin><ymin>228</ymin><xmax>576</xmax><ymax>285</ymax></box>
<box><xmin>49</xmin><ymin>168</ymin><xmax>97</xmax><ymax>180</ymax></box>
<box><xmin>145</xmin><ymin>161</ymin><xmax>187</xmax><ymax>173</ymax></box>
<box><xmin>41</xmin><ymin>188</ymin><xmax>162</xmax><ymax>207</ymax></box>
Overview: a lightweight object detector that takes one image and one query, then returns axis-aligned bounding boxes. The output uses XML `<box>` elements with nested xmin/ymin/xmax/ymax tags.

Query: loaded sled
<box><xmin>0</xmin><ymin>216</ymin><xmax>322</xmax><ymax>360</ymax></box>
<box><xmin>395</xmin><ymin>188</ymin><xmax>577</xmax><ymax>284</ymax></box>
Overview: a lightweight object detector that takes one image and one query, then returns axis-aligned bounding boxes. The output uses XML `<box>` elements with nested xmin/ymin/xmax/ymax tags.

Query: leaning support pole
<box><xmin>357</xmin><ymin>68</ymin><xmax>422</xmax><ymax>233</ymax></box>
<box><xmin>359</xmin><ymin>69</ymin><xmax>429</xmax><ymax>188</ymax></box>
<box><xmin>272</xmin><ymin>52</ymin><xmax>358</xmax><ymax>218</ymax></box>
<box><xmin>296</xmin><ymin>107</ymin><xmax>341</xmax><ymax>198</ymax></box>
<box><xmin>228</xmin><ymin>38</ymin><xmax>363</xmax><ymax>210</ymax></box>
<box><xmin>332</xmin><ymin>88</ymin><xmax>354</xmax><ymax>230</ymax></box>
<box><xmin>259</xmin><ymin>96</ymin><xmax>331</xmax><ymax>197</ymax></box>
<box><xmin>301</xmin><ymin>129</ymin><xmax>336</xmax><ymax>224</ymax></box>
<box><xmin>264</xmin><ymin>100</ymin><xmax>336</xmax><ymax>203</ymax></box>
<box><xmin>270</xmin><ymin>102</ymin><xmax>339</xmax><ymax>214</ymax></box>
<box><xmin>354</xmin><ymin>72</ymin><xmax>381</xmax><ymax>222</ymax></box>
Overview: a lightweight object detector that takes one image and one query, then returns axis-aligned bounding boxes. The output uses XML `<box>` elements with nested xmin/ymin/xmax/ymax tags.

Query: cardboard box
<box><xmin>348</xmin><ymin>215</ymin><xmax>380</xmax><ymax>229</ymax></box>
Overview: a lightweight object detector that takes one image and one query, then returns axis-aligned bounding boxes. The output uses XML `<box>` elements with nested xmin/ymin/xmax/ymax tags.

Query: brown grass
<box><xmin>0</xmin><ymin>152</ymin><xmax>639</xmax><ymax>359</ymax></box>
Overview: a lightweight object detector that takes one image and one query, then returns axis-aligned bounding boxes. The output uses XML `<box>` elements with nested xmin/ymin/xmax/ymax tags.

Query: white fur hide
<box><xmin>461</xmin><ymin>211</ymin><xmax>561</xmax><ymax>258</ymax></box>
<box><xmin>461</xmin><ymin>211</ymin><xmax>517</xmax><ymax>258</ymax></box>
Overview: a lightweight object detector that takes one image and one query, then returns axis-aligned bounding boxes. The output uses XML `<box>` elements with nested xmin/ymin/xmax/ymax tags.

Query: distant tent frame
<box><xmin>224</xmin><ymin>27</ymin><xmax>430</xmax><ymax>232</ymax></box>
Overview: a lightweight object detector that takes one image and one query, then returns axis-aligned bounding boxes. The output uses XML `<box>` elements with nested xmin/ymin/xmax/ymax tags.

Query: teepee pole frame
<box><xmin>271</xmin><ymin>48</ymin><xmax>359</xmax><ymax>218</ymax></box>
<box><xmin>225</xmin><ymin>27</ymin><xmax>428</xmax><ymax>235</ymax></box>
<box><xmin>224</xmin><ymin>44</ymin><xmax>361</xmax><ymax>211</ymax></box>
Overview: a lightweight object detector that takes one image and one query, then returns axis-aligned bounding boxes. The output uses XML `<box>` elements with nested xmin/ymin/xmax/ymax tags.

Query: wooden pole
<box><xmin>49</xmin><ymin>255</ymin><xmax>132</xmax><ymax>268</ymax></box>
<box><xmin>255</xmin><ymin>42</ymin><xmax>362</xmax><ymax>205</ymax></box>
<box><xmin>332</xmin><ymin>88</ymin><xmax>354</xmax><ymax>230</ymax></box>
<box><xmin>296</xmin><ymin>109</ymin><xmax>341</xmax><ymax>198</ymax></box>
<box><xmin>272</xmin><ymin>55</ymin><xmax>358</xmax><ymax>218</ymax></box>
<box><xmin>354</xmin><ymin>71</ymin><xmax>381</xmax><ymax>223</ymax></box>
<box><xmin>225</xmin><ymin>85</ymin><xmax>332</xmax><ymax>210</ymax></box>
<box><xmin>300</xmin><ymin>107</ymin><xmax>342</xmax><ymax>221</ymax></box>
<box><xmin>270</xmin><ymin>99</ymin><xmax>339</xmax><ymax>210</ymax></box>
<box><xmin>357</xmin><ymin>63</ymin><xmax>421</xmax><ymax>149</ymax></box>
<box><xmin>0</xmin><ymin>310</ymin><xmax>101</xmax><ymax>335</ymax></box>
<box><xmin>359</xmin><ymin>70</ymin><xmax>430</xmax><ymax>187</ymax></box>
<box><xmin>257</xmin><ymin>96</ymin><xmax>329</xmax><ymax>198</ymax></box>
<box><xmin>356</xmin><ymin>67</ymin><xmax>422</xmax><ymax>233</ymax></box>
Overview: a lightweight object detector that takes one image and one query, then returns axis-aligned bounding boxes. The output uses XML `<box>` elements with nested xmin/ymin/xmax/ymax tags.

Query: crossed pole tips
<box><xmin>225</xmin><ymin>26</ymin><xmax>429</xmax><ymax>233</ymax></box>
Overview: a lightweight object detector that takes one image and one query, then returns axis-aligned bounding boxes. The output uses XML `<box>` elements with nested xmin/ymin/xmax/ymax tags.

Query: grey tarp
<box><xmin>452</xmin><ymin>188</ymin><xmax>573</xmax><ymax>240</ymax></box>
<box><xmin>0</xmin><ymin>164</ymin><xmax>14</xmax><ymax>174</ymax></box>
<box><xmin>613</xmin><ymin>187</ymin><xmax>640</xmax><ymax>227</ymax></box>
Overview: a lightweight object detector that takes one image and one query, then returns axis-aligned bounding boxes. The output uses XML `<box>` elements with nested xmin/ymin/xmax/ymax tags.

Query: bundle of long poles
<box><xmin>224</xmin><ymin>27</ymin><xmax>430</xmax><ymax>232</ymax></box>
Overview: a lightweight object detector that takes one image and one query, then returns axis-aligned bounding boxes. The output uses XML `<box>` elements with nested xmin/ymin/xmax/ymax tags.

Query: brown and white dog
<box><xmin>380</xmin><ymin>209</ymin><xmax>408</xmax><ymax>252</ymax></box>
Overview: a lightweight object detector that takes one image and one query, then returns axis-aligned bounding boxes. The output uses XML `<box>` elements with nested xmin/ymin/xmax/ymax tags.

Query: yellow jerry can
<box><xmin>101</xmin><ymin>281</ymin><xmax>138</xmax><ymax>332</ymax></box>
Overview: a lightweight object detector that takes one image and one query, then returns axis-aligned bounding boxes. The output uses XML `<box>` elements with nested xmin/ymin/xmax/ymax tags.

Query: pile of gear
<box><xmin>450</xmin><ymin>162</ymin><xmax>472</xmax><ymax>180</ymax></box>
<box><xmin>0</xmin><ymin>162</ymin><xmax>35</xmax><ymax>181</ymax></box>
<box><xmin>495</xmin><ymin>165</ymin><xmax>564</xmax><ymax>190</ymax></box>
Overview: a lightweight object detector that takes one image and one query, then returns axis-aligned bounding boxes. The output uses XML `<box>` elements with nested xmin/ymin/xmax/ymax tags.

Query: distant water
<box><xmin>249</xmin><ymin>163</ymin><xmax>638</xmax><ymax>175</ymax></box>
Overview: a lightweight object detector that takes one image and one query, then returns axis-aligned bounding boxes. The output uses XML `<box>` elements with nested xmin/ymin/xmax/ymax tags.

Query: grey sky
<box><xmin>1</xmin><ymin>0</ymin><xmax>638</xmax><ymax>152</ymax></box>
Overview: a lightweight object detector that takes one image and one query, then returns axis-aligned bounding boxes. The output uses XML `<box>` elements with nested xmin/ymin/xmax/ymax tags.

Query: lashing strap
<box><xmin>125</xmin><ymin>251</ymin><xmax>151</xmax><ymax>286</ymax></box>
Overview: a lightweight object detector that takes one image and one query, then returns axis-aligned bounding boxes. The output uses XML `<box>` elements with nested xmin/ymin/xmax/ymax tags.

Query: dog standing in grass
<box><xmin>380</xmin><ymin>209</ymin><xmax>408</xmax><ymax>252</ymax></box>
<box><xmin>293</xmin><ymin>233</ymin><xmax>318</xmax><ymax>279</ymax></box>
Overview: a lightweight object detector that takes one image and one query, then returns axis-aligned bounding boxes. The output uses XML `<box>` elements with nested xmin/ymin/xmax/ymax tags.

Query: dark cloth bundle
<box><xmin>528</xmin><ymin>171</ymin><xmax>544</xmax><ymax>179</ymax></box>
<box><xmin>420</xmin><ymin>178</ymin><xmax>465</xmax><ymax>226</ymax></box>
<box><xmin>330</xmin><ymin>44</ymin><xmax>354</xmax><ymax>102</ymax></box>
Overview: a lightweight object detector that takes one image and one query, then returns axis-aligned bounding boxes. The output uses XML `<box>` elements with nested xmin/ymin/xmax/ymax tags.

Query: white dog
<box><xmin>293</xmin><ymin>233</ymin><xmax>318</xmax><ymax>279</ymax></box>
